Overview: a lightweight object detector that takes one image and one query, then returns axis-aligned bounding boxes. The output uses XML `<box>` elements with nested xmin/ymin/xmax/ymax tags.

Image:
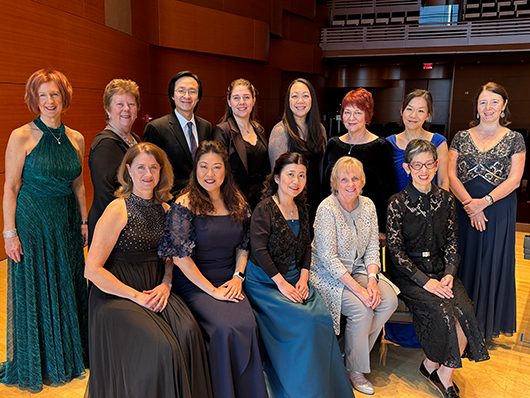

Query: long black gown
<box><xmin>87</xmin><ymin>194</ymin><xmax>212</xmax><ymax>398</ymax></box>
<box><xmin>386</xmin><ymin>183</ymin><xmax>489</xmax><ymax>367</ymax></box>
<box><xmin>159</xmin><ymin>203</ymin><xmax>268</xmax><ymax>398</ymax></box>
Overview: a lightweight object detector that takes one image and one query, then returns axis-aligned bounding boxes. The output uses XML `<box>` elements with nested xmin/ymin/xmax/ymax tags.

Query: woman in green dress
<box><xmin>1</xmin><ymin>69</ymin><xmax>88</xmax><ymax>391</ymax></box>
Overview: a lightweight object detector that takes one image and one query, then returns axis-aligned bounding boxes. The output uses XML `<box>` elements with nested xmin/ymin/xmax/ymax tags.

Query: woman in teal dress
<box><xmin>245</xmin><ymin>152</ymin><xmax>354</xmax><ymax>398</ymax></box>
<box><xmin>2</xmin><ymin>69</ymin><xmax>88</xmax><ymax>391</ymax></box>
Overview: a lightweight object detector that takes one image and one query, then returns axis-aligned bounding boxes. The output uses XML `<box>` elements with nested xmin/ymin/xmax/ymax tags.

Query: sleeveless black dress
<box><xmin>87</xmin><ymin>194</ymin><xmax>212</xmax><ymax>398</ymax></box>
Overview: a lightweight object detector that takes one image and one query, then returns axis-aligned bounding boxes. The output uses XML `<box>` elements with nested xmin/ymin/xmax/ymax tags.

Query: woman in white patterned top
<box><xmin>311</xmin><ymin>156</ymin><xmax>399</xmax><ymax>395</ymax></box>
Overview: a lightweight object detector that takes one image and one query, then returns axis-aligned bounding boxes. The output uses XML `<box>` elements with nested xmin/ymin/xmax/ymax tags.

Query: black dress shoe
<box><xmin>428</xmin><ymin>370</ymin><xmax>460</xmax><ymax>398</ymax></box>
<box><xmin>420</xmin><ymin>361</ymin><xmax>459</xmax><ymax>394</ymax></box>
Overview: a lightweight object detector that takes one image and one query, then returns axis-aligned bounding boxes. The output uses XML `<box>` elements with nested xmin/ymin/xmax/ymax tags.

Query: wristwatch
<box><xmin>484</xmin><ymin>194</ymin><xmax>494</xmax><ymax>206</ymax></box>
<box><xmin>368</xmin><ymin>273</ymin><xmax>379</xmax><ymax>283</ymax></box>
<box><xmin>233</xmin><ymin>271</ymin><xmax>245</xmax><ymax>281</ymax></box>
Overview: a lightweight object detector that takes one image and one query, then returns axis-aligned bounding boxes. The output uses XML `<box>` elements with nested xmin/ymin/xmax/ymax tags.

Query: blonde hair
<box><xmin>330</xmin><ymin>156</ymin><xmax>366</xmax><ymax>195</ymax></box>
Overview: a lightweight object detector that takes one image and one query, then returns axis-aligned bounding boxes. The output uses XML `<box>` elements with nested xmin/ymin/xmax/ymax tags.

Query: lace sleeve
<box><xmin>386</xmin><ymin>195</ymin><xmax>430</xmax><ymax>287</ymax></box>
<box><xmin>237</xmin><ymin>207</ymin><xmax>251</xmax><ymax>251</ymax></box>
<box><xmin>158</xmin><ymin>203</ymin><xmax>196</xmax><ymax>258</ymax></box>
<box><xmin>512</xmin><ymin>131</ymin><xmax>527</xmax><ymax>154</ymax></box>
<box><xmin>449</xmin><ymin>130</ymin><xmax>464</xmax><ymax>153</ymax></box>
<box><xmin>443</xmin><ymin>193</ymin><xmax>460</xmax><ymax>277</ymax></box>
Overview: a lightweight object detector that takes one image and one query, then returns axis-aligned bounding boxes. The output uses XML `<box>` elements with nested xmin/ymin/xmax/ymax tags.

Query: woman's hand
<box><xmin>295</xmin><ymin>279</ymin><xmax>309</xmax><ymax>301</ymax></box>
<box><xmin>220</xmin><ymin>277</ymin><xmax>244</xmax><ymax>301</ymax></box>
<box><xmin>277</xmin><ymin>279</ymin><xmax>305</xmax><ymax>303</ymax></box>
<box><xmin>378</xmin><ymin>232</ymin><xmax>387</xmax><ymax>248</ymax></box>
<box><xmin>210</xmin><ymin>285</ymin><xmax>244</xmax><ymax>302</ymax></box>
<box><xmin>143</xmin><ymin>281</ymin><xmax>171</xmax><ymax>312</ymax></box>
<box><xmin>423</xmin><ymin>278</ymin><xmax>453</xmax><ymax>299</ymax></box>
<box><xmin>470</xmin><ymin>212</ymin><xmax>488</xmax><ymax>232</ymax></box>
<box><xmin>81</xmin><ymin>224</ymin><xmax>89</xmax><ymax>247</ymax></box>
<box><xmin>463</xmin><ymin>198</ymin><xmax>488</xmax><ymax>218</ymax></box>
<box><xmin>366</xmin><ymin>278</ymin><xmax>382</xmax><ymax>309</ymax></box>
<box><xmin>440</xmin><ymin>274</ymin><xmax>454</xmax><ymax>290</ymax></box>
<box><xmin>5</xmin><ymin>236</ymin><xmax>23</xmax><ymax>263</ymax></box>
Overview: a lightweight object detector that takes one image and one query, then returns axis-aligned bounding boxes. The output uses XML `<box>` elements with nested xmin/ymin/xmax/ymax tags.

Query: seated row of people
<box><xmin>86</xmin><ymin>139</ymin><xmax>489</xmax><ymax>398</ymax></box>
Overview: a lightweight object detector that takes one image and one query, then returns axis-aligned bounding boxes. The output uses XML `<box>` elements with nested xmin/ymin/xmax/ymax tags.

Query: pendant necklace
<box><xmin>347</xmin><ymin>131</ymin><xmax>368</xmax><ymax>155</ymax></box>
<box><xmin>107</xmin><ymin>124</ymin><xmax>137</xmax><ymax>147</ymax></box>
<box><xmin>276</xmin><ymin>194</ymin><xmax>296</xmax><ymax>222</ymax></box>
<box><xmin>44</xmin><ymin>124</ymin><xmax>62</xmax><ymax>144</ymax></box>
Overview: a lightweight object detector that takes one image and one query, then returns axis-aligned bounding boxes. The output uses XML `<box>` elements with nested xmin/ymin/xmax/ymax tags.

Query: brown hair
<box><xmin>116</xmin><ymin>142</ymin><xmax>173</xmax><ymax>204</ymax></box>
<box><xmin>103</xmin><ymin>79</ymin><xmax>141</xmax><ymax>122</ymax></box>
<box><xmin>181</xmin><ymin>141</ymin><xmax>248</xmax><ymax>223</ymax></box>
<box><xmin>340</xmin><ymin>88</ymin><xmax>374</xmax><ymax>125</ymax></box>
<box><xmin>261</xmin><ymin>152</ymin><xmax>308</xmax><ymax>206</ymax></box>
<box><xmin>25</xmin><ymin>68</ymin><xmax>73</xmax><ymax>115</ymax></box>
<box><xmin>470</xmin><ymin>82</ymin><xmax>511</xmax><ymax>127</ymax></box>
<box><xmin>221</xmin><ymin>78</ymin><xmax>259</xmax><ymax>123</ymax></box>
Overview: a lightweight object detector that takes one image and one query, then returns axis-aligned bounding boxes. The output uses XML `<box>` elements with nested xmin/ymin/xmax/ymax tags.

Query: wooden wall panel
<box><xmin>33</xmin><ymin>0</ymin><xmax>105</xmax><ymax>24</ymax></box>
<box><xmin>269</xmin><ymin>39</ymin><xmax>322</xmax><ymax>75</ymax></box>
<box><xmin>64</xmin><ymin>18</ymin><xmax>150</xmax><ymax>90</ymax></box>
<box><xmin>0</xmin><ymin>1</ymin><xmax>70</xmax><ymax>84</ymax></box>
<box><xmin>0</xmin><ymin>84</ymin><xmax>30</xmax><ymax>174</ymax></box>
<box><xmin>158</xmin><ymin>0</ymin><xmax>270</xmax><ymax>62</ymax></box>
<box><xmin>283</xmin><ymin>0</ymin><xmax>316</xmax><ymax>20</ymax></box>
<box><xmin>180</xmin><ymin>0</ymin><xmax>272</xmax><ymax>26</ymax></box>
<box><xmin>131</xmin><ymin>0</ymin><xmax>160</xmax><ymax>44</ymax></box>
<box><xmin>282</xmin><ymin>12</ymin><xmax>322</xmax><ymax>45</ymax></box>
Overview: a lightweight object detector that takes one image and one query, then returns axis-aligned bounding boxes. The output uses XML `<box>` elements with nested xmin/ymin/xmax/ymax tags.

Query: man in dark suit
<box><xmin>143</xmin><ymin>71</ymin><xmax>212</xmax><ymax>195</ymax></box>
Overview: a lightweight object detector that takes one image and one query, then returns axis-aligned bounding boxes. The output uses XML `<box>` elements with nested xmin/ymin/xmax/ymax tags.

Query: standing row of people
<box><xmin>1</xmin><ymin>68</ymin><xmax>525</xmax><ymax>398</ymax></box>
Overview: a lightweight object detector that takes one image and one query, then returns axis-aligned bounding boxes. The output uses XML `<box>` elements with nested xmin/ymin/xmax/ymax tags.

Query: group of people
<box><xmin>1</xmin><ymin>68</ymin><xmax>525</xmax><ymax>398</ymax></box>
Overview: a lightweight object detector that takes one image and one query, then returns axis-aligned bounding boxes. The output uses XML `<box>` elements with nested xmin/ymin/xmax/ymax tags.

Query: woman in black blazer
<box><xmin>212</xmin><ymin>78</ymin><xmax>269</xmax><ymax>209</ymax></box>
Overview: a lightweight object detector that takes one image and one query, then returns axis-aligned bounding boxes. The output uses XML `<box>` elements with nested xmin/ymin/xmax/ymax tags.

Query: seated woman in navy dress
<box><xmin>159</xmin><ymin>140</ymin><xmax>268</xmax><ymax>398</ymax></box>
<box><xmin>244</xmin><ymin>152</ymin><xmax>354</xmax><ymax>398</ymax></box>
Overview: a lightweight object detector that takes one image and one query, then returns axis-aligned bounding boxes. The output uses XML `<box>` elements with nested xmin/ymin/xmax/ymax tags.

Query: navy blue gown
<box><xmin>159</xmin><ymin>203</ymin><xmax>268</xmax><ymax>398</ymax></box>
<box><xmin>450</xmin><ymin>130</ymin><xmax>526</xmax><ymax>341</ymax></box>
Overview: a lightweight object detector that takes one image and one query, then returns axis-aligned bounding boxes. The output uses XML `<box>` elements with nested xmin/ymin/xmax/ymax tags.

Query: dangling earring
<box><xmin>426</xmin><ymin>116</ymin><xmax>432</xmax><ymax>123</ymax></box>
<box><xmin>477</xmin><ymin>112</ymin><xmax>480</xmax><ymax>119</ymax></box>
<box><xmin>501</xmin><ymin>111</ymin><xmax>506</xmax><ymax>118</ymax></box>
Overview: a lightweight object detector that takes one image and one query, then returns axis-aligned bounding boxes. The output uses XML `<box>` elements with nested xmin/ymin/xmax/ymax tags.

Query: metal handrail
<box><xmin>320</xmin><ymin>18</ymin><xmax>530</xmax><ymax>51</ymax></box>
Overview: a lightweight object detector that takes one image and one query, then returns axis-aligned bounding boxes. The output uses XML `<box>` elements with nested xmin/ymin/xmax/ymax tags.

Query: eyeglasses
<box><xmin>408</xmin><ymin>160</ymin><xmax>438</xmax><ymax>171</ymax></box>
<box><xmin>175</xmin><ymin>88</ymin><xmax>198</xmax><ymax>97</ymax></box>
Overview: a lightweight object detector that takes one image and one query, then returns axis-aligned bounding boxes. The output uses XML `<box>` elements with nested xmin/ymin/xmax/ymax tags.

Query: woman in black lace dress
<box><xmin>387</xmin><ymin>140</ymin><xmax>489</xmax><ymax>398</ymax></box>
<box><xmin>85</xmin><ymin>142</ymin><xmax>212</xmax><ymax>398</ymax></box>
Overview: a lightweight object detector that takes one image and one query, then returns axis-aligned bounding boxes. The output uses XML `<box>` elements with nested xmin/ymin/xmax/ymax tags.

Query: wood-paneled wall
<box><xmin>0</xmin><ymin>0</ymin><xmax>326</xmax><ymax>260</ymax></box>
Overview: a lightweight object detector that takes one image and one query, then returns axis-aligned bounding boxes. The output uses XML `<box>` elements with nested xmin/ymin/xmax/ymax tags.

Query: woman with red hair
<box><xmin>322</xmin><ymin>88</ymin><xmax>395</xmax><ymax>247</ymax></box>
<box><xmin>2</xmin><ymin>69</ymin><xmax>88</xmax><ymax>390</ymax></box>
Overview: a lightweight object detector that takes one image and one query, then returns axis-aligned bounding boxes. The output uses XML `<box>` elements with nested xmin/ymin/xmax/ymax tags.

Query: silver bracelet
<box><xmin>3</xmin><ymin>229</ymin><xmax>18</xmax><ymax>239</ymax></box>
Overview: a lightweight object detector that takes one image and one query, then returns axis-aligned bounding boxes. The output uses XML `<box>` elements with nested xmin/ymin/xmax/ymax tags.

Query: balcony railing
<box><xmin>320</xmin><ymin>18</ymin><xmax>530</xmax><ymax>52</ymax></box>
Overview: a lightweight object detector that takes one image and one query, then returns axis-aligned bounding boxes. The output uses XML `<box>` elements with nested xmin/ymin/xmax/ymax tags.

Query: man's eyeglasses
<box><xmin>175</xmin><ymin>88</ymin><xmax>198</xmax><ymax>97</ymax></box>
